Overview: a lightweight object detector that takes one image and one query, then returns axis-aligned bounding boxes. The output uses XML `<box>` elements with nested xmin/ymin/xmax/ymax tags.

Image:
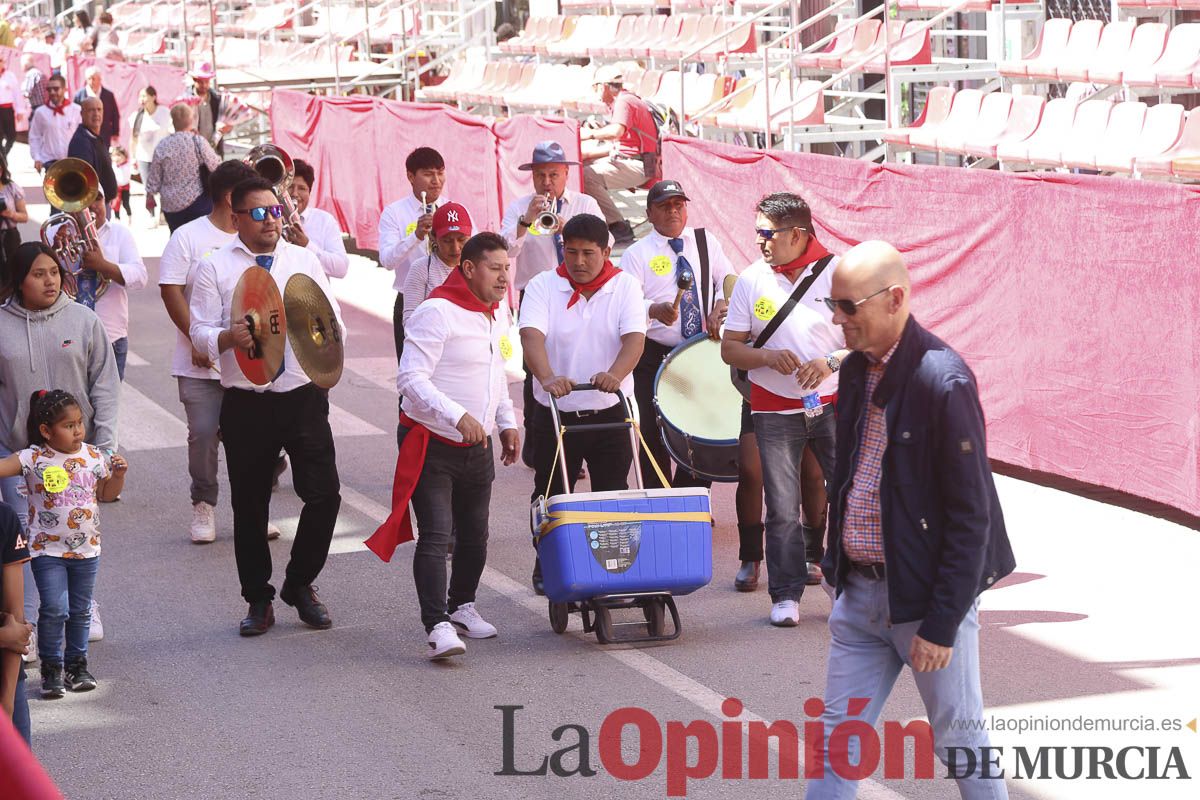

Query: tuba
<box><xmin>245</xmin><ymin>143</ymin><xmax>301</xmax><ymax>239</ymax></box>
<box><xmin>40</xmin><ymin>158</ymin><xmax>107</xmax><ymax>300</ymax></box>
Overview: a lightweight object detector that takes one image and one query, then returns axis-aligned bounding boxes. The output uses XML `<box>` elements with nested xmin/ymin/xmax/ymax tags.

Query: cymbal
<box><xmin>231</xmin><ymin>267</ymin><xmax>287</xmax><ymax>386</ymax></box>
<box><xmin>284</xmin><ymin>273</ymin><xmax>343</xmax><ymax>389</ymax></box>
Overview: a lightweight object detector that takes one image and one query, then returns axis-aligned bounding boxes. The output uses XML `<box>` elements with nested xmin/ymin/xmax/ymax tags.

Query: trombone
<box><xmin>40</xmin><ymin>158</ymin><xmax>107</xmax><ymax>300</ymax></box>
<box><xmin>245</xmin><ymin>143</ymin><xmax>301</xmax><ymax>239</ymax></box>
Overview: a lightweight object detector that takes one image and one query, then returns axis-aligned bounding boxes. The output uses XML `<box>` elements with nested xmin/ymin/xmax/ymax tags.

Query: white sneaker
<box><xmin>89</xmin><ymin>600</ymin><xmax>105</xmax><ymax>641</ymax></box>
<box><xmin>450</xmin><ymin>602</ymin><xmax>498</xmax><ymax>639</ymax></box>
<box><xmin>769</xmin><ymin>600</ymin><xmax>800</xmax><ymax>627</ymax></box>
<box><xmin>427</xmin><ymin>621</ymin><xmax>466</xmax><ymax>659</ymax></box>
<box><xmin>22</xmin><ymin>625</ymin><xmax>37</xmax><ymax>663</ymax></box>
<box><xmin>190</xmin><ymin>502</ymin><xmax>216</xmax><ymax>543</ymax></box>
<box><xmin>266</xmin><ymin>522</ymin><xmax>281</xmax><ymax>540</ymax></box>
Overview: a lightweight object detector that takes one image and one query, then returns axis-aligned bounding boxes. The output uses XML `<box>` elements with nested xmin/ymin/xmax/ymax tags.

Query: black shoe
<box><xmin>734</xmin><ymin>561</ymin><xmax>761</xmax><ymax>592</ymax></box>
<box><xmin>65</xmin><ymin>658</ymin><xmax>97</xmax><ymax>692</ymax></box>
<box><xmin>239</xmin><ymin>600</ymin><xmax>275</xmax><ymax>636</ymax></box>
<box><xmin>608</xmin><ymin>221</ymin><xmax>635</xmax><ymax>247</ymax></box>
<box><xmin>806</xmin><ymin>562</ymin><xmax>824</xmax><ymax>586</ymax></box>
<box><xmin>280</xmin><ymin>583</ymin><xmax>333</xmax><ymax>630</ymax></box>
<box><xmin>40</xmin><ymin>663</ymin><xmax>65</xmax><ymax>699</ymax></box>
<box><xmin>531</xmin><ymin>558</ymin><xmax>545</xmax><ymax>596</ymax></box>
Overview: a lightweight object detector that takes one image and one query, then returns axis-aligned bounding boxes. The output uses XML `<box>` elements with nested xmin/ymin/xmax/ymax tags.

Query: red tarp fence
<box><xmin>662</xmin><ymin>135</ymin><xmax>1200</xmax><ymax>518</ymax></box>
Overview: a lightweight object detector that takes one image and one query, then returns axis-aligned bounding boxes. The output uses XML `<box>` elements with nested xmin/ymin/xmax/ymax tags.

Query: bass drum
<box><xmin>653</xmin><ymin>335</ymin><xmax>741</xmax><ymax>483</ymax></box>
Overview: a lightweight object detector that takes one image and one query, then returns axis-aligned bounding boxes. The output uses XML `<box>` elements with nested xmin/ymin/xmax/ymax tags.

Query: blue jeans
<box><xmin>805</xmin><ymin>573</ymin><xmax>1007</xmax><ymax>800</ymax></box>
<box><xmin>30</xmin><ymin>556</ymin><xmax>100</xmax><ymax>667</ymax></box>
<box><xmin>752</xmin><ymin>407</ymin><xmax>836</xmax><ymax>602</ymax></box>
<box><xmin>13</xmin><ymin>666</ymin><xmax>30</xmax><ymax>744</ymax></box>
<box><xmin>112</xmin><ymin>336</ymin><xmax>128</xmax><ymax>381</ymax></box>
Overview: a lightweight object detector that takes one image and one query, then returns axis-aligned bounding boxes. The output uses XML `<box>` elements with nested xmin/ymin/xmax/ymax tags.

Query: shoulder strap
<box><xmin>695</xmin><ymin>228</ymin><xmax>711</xmax><ymax>316</ymax></box>
<box><xmin>751</xmin><ymin>254</ymin><xmax>834</xmax><ymax>350</ymax></box>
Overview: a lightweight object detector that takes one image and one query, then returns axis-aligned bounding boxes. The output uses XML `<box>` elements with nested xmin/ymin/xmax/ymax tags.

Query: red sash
<box><xmin>750</xmin><ymin>384</ymin><xmax>837</xmax><ymax>413</ymax></box>
<box><xmin>364</xmin><ymin>413</ymin><xmax>471</xmax><ymax>563</ymax></box>
<box><xmin>771</xmin><ymin>235</ymin><xmax>831</xmax><ymax>275</ymax></box>
<box><xmin>557</xmin><ymin>261</ymin><xmax>620</xmax><ymax>308</ymax></box>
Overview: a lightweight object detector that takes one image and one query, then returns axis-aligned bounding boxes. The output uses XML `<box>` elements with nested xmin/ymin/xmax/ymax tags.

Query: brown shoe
<box><xmin>239</xmin><ymin>600</ymin><xmax>275</xmax><ymax>636</ymax></box>
<box><xmin>734</xmin><ymin>561</ymin><xmax>760</xmax><ymax>592</ymax></box>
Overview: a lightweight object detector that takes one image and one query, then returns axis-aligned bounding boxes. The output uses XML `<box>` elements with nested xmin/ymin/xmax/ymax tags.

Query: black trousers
<box><xmin>632</xmin><ymin>339</ymin><xmax>714</xmax><ymax>490</ymax></box>
<box><xmin>407</xmin><ymin>429</ymin><xmax>495</xmax><ymax>632</ymax></box>
<box><xmin>392</xmin><ymin>292</ymin><xmax>405</xmax><ymax>364</ymax></box>
<box><xmin>220</xmin><ymin>384</ymin><xmax>341</xmax><ymax>603</ymax></box>
<box><xmin>0</xmin><ymin>107</ymin><xmax>14</xmax><ymax>155</ymax></box>
<box><xmin>528</xmin><ymin>400</ymin><xmax>633</xmax><ymax>531</ymax></box>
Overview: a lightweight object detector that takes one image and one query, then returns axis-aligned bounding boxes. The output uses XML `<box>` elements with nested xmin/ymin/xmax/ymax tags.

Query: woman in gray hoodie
<box><xmin>0</xmin><ymin>242</ymin><xmax>120</xmax><ymax>518</ymax></box>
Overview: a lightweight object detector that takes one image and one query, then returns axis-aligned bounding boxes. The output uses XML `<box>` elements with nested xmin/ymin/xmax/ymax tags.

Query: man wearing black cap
<box><xmin>621</xmin><ymin>180</ymin><xmax>735</xmax><ymax>489</ymax></box>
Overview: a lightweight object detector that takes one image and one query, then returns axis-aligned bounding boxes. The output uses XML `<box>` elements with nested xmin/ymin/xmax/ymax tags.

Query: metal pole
<box><xmin>363</xmin><ymin>0</ymin><xmax>372</xmax><ymax>58</ymax></box>
<box><xmin>883</xmin><ymin>0</ymin><xmax>893</xmax><ymax>130</ymax></box>
<box><xmin>180</xmin><ymin>1</ymin><xmax>190</xmax><ymax>73</ymax></box>
<box><xmin>207</xmin><ymin>0</ymin><xmax>218</xmax><ymax>75</ymax></box>
<box><xmin>328</xmin><ymin>1</ymin><xmax>341</xmax><ymax>93</ymax></box>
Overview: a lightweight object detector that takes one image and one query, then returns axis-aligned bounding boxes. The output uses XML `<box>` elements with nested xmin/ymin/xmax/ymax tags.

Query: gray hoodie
<box><xmin>0</xmin><ymin>293</ymin><xmax>120</xmax><ymax>453</ymax></box>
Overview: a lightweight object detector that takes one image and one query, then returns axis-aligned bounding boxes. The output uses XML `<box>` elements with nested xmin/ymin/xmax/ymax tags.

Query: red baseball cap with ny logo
<box><xmin>432</xmin><ymin>203</ymin><xmax>473</xmax><ymax>239</ymax></box>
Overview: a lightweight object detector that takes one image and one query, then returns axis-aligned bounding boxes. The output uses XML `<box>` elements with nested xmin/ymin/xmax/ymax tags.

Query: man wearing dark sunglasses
<box><xmin>806</xmin><ymin>241</ymin><xmax>1014</xmax><ymax>800</ymax></box>
<box><xmin>721</xmin><ymin>192</ymin><xmax>850</xmax><ymax>628</ymax></box>
<box><xmin>189</xmin><ymin>176</ymin><xmax>346</xmax><ymax>638</ymax></box>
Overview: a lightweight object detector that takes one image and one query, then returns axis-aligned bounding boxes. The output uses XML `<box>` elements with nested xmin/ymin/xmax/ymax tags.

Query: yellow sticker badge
<box><xmin>754</xmin><ymin>297</ymin><xmax>777</xmax><ymax>321</ymax></box>
<box><xmin>42</xmin><ymin>466</ymin><xmax>70</xmax><ymax>494</ymax></box>
<box><xmin>405</xmin><ymin>221</ymin><xmax>418</xmax><ymax>237</ymax></box>
<box><xmin>650</xmin><ymin>255</ymin><xmax>672</xmax><ymax>276</ymax></box>
<box><xmin>499</xmin><ymin>335</ymin><xmax>514</xmax><ymax>361</ymax></box>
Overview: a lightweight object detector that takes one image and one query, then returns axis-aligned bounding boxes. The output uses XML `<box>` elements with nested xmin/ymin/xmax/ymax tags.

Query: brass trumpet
<box><xmin>531</xmin><ymin>194</ymin><xmax>560</xmax><ymax>235</ymax></box>
<box><xmin>40</xmin><ymin>158</ymin><xmax>107</xmax><ymax>300</ymax></box>
<box><xmin>245</xmin><ymin>143</ymin><xmax>301</xmax><ymax>239</ymax></box>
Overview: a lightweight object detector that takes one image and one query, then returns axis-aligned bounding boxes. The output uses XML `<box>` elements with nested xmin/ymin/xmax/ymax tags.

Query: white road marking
<box><xmin>343</xmin><ymin>356</ymin><xmax>398</xmax><ymax>392</ymax></box>
<box><xmin>125</xmin><ymin>351</ymin><xmax>151</xmax><ymax>367</ymax></box>
<box><xmin>118</xmin><ymin>384</ymin><xmax>188</xmax><ymax>451</ymax></box>
<box><xmin>334</xmin><ymin>486</ymin><xmax>905</xmax><ymax>798</ymax></box>
<box><xmin>327</xmin><ymin>403</ymin><xmax>385</xmax><ymax>437</ymax></box>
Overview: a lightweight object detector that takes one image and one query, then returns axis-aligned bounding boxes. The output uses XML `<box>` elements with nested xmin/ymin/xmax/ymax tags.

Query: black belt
<box><xmin>849</xmin><ymin>562</ymin><xmax>886</xmax><ymax>581</ymax></box>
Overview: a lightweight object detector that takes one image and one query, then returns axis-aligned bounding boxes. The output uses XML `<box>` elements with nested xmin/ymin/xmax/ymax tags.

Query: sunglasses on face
<box><xmin>822</xmin><ymin>285</ymin><xmax>897</xmax><ymax>316</ymax></box>
<box><xmin>755</xmin><ymin>226</ymin><xmax>805</xmax><ymax>241</ymax></box>
<box><xmin>235</xmin><ymin>204</ymin><xmax>284</xmax><ymax>222</ymax></box>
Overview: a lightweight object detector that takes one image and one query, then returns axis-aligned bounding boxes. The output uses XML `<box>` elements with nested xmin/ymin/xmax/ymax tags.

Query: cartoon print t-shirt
<box><xmin>18</xmin><ymin>444</ymin><xmax>110</xmax><ymax>559</ymax></box>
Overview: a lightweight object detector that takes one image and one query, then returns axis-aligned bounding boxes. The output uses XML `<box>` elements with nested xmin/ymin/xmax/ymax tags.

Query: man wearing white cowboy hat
<box><xmin>187</xmin><ymin>62</ymin><xmax>231</xmax><ymax>155</ymax></box>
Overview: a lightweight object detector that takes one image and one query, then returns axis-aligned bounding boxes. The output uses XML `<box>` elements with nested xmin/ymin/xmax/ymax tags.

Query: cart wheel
<box><xmin>642</xmin><ymin>598</ymin><xmax>666</xmax><ymax>637</ymax></box>
<box><xmin>593</xmin><ymin>604</ymin><xmax>613</xmax><ymax>644</ymax></box>
<box><xmin>548</xmin><ymin>600</ymin><xmax>569</xmax><ymax>634</ymax></box>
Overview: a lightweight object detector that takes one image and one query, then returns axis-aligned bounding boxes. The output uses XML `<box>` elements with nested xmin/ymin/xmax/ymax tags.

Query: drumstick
<box><xmin>722</xmin><ymin>274</ymin><xmax>738</xmax><ymax>302</ymax></box>
<box><xmin>673</xmin><ymin>270</ymin><xmax>693</xmax><ymax>312</ymax></box>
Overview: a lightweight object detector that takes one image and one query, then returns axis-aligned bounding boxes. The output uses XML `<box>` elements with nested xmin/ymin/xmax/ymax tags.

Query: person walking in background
<box><xmin>67</xmin><ymin>97</ymin><xmax>119</xmax><ymax>203</ymax></box>
<box><xmin>0</xmin><ymin>59</ymin><xmax>20</xmax><ymax>156</ymax></box>
<box><xmin>0</xmin><ymin>152</ymin><xmax>28</xmax><ymax>266</ymax></box>
<box><xmin>129</xmin><ymin>86</ymin><xmax>171</xmax><ymax>207</ymax></box>
<box><xmin>146</xmin><ymin>103</ymin><xmax>221</xmax><ymax>232</ymax></box>
<box><xmin>72</xmin><ymin>66</ymin><xmax>119</xmax><ymax>145</ymax></box>
<box><xmin>28</xmin><ymin>74</ymin><xmax>79</xmax><ymax>175</ymax></box>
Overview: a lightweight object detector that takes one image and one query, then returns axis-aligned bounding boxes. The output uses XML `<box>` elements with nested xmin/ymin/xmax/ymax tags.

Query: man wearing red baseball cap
<box><xmin>400</xmin><ymin>202</ymin><xmax>473</xmax><ymax>336</ymax></box>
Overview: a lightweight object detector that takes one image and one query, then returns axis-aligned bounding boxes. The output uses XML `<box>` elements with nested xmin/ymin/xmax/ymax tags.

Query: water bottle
<box><xmin>802</xmin><ymin>392</ymin><xmax>822</xmax><ymax>419</ymax></box>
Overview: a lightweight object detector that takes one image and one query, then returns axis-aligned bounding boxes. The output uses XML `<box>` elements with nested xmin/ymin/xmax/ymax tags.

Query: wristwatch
<box><xmin>826</xmin><ymin>353</ymin><xmax>842</xmax><ymax>373</ymax></box>
<box><xmin>518</xmin><ymin>219</ymin><xmax>531</xmax><ymax>229</ymax></box>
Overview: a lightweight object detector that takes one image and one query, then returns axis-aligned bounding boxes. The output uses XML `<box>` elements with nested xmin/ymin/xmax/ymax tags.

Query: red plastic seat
<box><xmin>796</xmin><ymin>21</ymin><xmax>856</xmax><ymax>70</ymax></box>
<box><xmin>998</xmin><ymin>98</ymin><xmax>1077</xmax><ymax>163</ymax></box>
<box><xmin>964</xmin><ymin>94</ymin><xmax>1045</xmax><ymax>159</ymax></box>
<box><xmin>1093</xmin><ymin>101</ymin><xmax>1149</xmax><ymax>172</ymax></box>
<box><xmin>819</xmin><ymin>20</ymin><xmax>881</xmax><ymax>71</ymax></box>
<box><xmin>652</xmin><ymin>15</ymin><xmax>700</xmax><ymax>59</ymax></box>
<box><xmin>598</xmin><ymin>15</ymin><xmax>645</xmax><ymax>58</ymax></box>
<box><xmin>590</xmin><ymin>15</ymin><xmax>637</xmax><ymax>58</ymax></box>
<box><xmin>1127</xmin><ymin>23</ymin><xmax>1200</xmax><ymax>87</ymax></box>
<box><xmin>864</xmin><ymin>21</ymin><xmax>933</xmax><ymax>71</ymax></box>
<box><xmin>666</xmin><ymin>15</ymin><xmax>720</xmax><ymax>60</ymax></box>
<box><xmin>698</xmin><ymin>16</ymin><xmax>757</xmax><ymax>58</ymax></box>
<box><xmin>1087</xmin><ymin>22</ymin><xmax>1166</xmax><ymax>85</ymax></box>
<box><xmin>1027</xmin><ymin>19</ymin><xmax>1101</xmax><ymax>81</ymax></box>
<box><xmin>1055</xmin><ymin>100</ymin><xmax>1114</xmax><ymax>169</ymax></box>
<box><xmin>940</xmin><ymin>92</ymin><xmax>1012</xmax><ymax>154</ymax></box>
<box><xmin>882</xmin><ymin>85</ymin><xmax>954</xmax><ymax>146</ymax></box>
<box><xmin>1062</xmin><ymin>20</ymin><xmax>1134</xmax><ymax>83</ymax></box>
<box><xmin>769</xmin><ymin>80</ymin><xmax>825</xmax><ymax>133</ymax></box>
<box><xmin>908</xmin><ymin>88</ymin><xmax>983</xmax><ymax>151</ymax></box>
<box><xmin>999</xmin><ymin>18</ymin><xmax>1073</xmax><ymax>79</ymax></box>
<box><xmin>1135</xmin><ymin>106</ymin><xmax>1197</xmax><ymax>175</ymax></box>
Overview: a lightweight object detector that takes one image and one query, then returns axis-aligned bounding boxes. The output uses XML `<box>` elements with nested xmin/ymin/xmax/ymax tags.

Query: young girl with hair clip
<box><xmin>0</xmin><ymin>390</ymin><xmax>127</xmax><ymax>698</ymax></box>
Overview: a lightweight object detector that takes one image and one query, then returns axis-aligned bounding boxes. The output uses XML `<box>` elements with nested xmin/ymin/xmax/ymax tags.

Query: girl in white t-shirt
<box><xmin>0</xmin><ymin>390</ymin><xmax>127</xmax><ymax>698</ymax></box>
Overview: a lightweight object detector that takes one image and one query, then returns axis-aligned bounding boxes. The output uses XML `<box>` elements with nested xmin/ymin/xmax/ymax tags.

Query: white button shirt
<box><xmin>399</xmin><ymin>298</ymin><xmax>518</xmax><ymax>442</ymax></box>
<box><xmin>621</xmin><ymin>227</ymin><xmax>736</xmax><ymax>347</ymax></box>
<box><xmin>299</xmin><ymin>206</ymin><xmax>350</xmax><ymax>279</ymax></box>
<box><xmin>157</xmin><ymin>215</ymin><xmax>235</xmax><ymax>380</ymax></box>
<box><xmin>518</xmin><ymin>270</ymin><xmax>647</xmax><ymax>412</ymax></box>
<box><xmin>500</xmin><ymin>189</ymin><xmax>606</xmax><ymax>292</ymax></box>
<box><xmin>378</xmin><ymin>193</ymin><xmax>447</xmax><ymax>292</ymax></box>
<box><xmin>189</xmin><ymin>239</ymin><xmax>345</xmax><ymax>393</ymax></box>
<box><xmin>725</xmin><ymin>258</ymin><xmax>844</xmax><ymax>404</ymax></box>
<box><xmin>92</xmin><ymin>217</ymin><xmax>148</xmax><ymax>342</ymax></box>
<box><xmin>0</xmin><ymin>72</ymin><xmax>19</xmax><ymax>106</ymax></box>
<box><xmin>28</xmin><ymin>102</ymin><xmax>82</xmax><ymax>165</ymax></box>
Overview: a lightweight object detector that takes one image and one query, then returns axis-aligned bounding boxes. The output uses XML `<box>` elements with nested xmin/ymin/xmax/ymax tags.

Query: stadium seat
<box><xmin>998</xmin><ymin>98</ymin><xmax>1076</xmax><ymax>163</ymax></box>
<box><xmin>818</xmin><ymin>20</ymin><xmax>881</xmax><ymax>71</ymax></box>
<box><xmin>621</xmin><ymin>14</ymin><xmax>679</xmax><ymax>58</ymax></box>
<box><xmin>999</xmin><ymin>18</ymin><xmax>1073</xmax><ymax>79</ymax></box>
<box><xmin>1101</xmin><ymin>102</ymin><xmax>1185</xmax><ymax>173</ymax></box>
<box><xmin>1126</xmin><ymin>24</ymin><xmax>1200</xmax><ymax>87</ymax></box>
<box><xmin>696</xmin><ymin>16</ymin><xmax>758</xmax><ymax>58</ymax></box>
<box><xmin>768</xmin><ymin>80</ymin><xmax>825</xmax><ymax>133</ymax></box>
<box><xmin>597</xmin><ymin>15</ymin><xmax>647</xmax><ymax>58</ymax></box>
<box><xmin>1060</xmin><ymin>20</ymin><xmax>1133</xmax><ymax>83</ymax></box>
<box><xmin>939</xmin><ymin>92</ymin><xmax>1012</xmax><ymax>155</ymax></box>
<box><xmin>882</xmin><ymin>85</ymin><xmax>954</xmax><ymax>146</ymax></box>
<box><xmin>907</xmin><ymin>88</ymin><xmax>983</xmax><ymax>151</ymax></box>
<box><xmin>499</xmin><ymin>17</ymin><xmax>540</xmax><ymax>54</ymax></box>
<box><xmin>963</xmin><ymin>94</ymin><xmax>1045</xmax><ymax>160</ymax></box>
<box><xmin>1090</xmin><ymin>101</ymin><xmax>1148</xmax><ymax>172</ymax></box>
<box><xmin>535</xmin><ymin>16</ymin><xmax>576</xmax><ymax>56</ymax></box>
<box><xmin>701</xmin><ymin>77</ymin><xmax>755</xmax><ymax>126</ymax></box>
<box><xmin>1135</xmin><ymin>107</ymin><xmax>1199</xmax><ymax>175</ymax></box>
<box><xmin>590</xmin><ymin>15</ymin><xmax>638</xmax><ymax>58</ymax></box>
<box><xmin>1025</xmin><ymin>19</ymin><xmax>1101</xmax><ymax>82</ymax></box>
<box><xmin>1087</xmin><ymin>22</ymin><xmax>1167</xmax><ymax>85</ymax></box>
<box><xmin>796</xmin><ymin>22</ymin><xmax>857</xmax><ymax>70</ymax></box>
<box><xmin>1054</xmin><ymin>100</ymin><xmax>1113</xmax><ymax>169</ymax></box>
<box><xmin>662</xmin><ymin>15</ymin><xmax>720</xmax><ymax>60</ymax></box>
<box><xmin>864</xmin><ymin>21</ymin><xmax>933</xmax><ymax>71</ymax></box>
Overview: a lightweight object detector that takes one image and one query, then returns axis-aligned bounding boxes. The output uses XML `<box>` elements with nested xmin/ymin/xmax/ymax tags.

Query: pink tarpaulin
<box><xmin>65</xmin><ymin>56</ymin><xmax>186</xmax><ymax>149</ymax></box>
<box><xmin>662</xmin><ymin>135</ymin><xmax>1200</xmax><ymax>517</ymax></box>
<box><xmin>270</xmin><ymin>90</ymin><xmax>500</xmax><ymax>251</ymax></box>
<box><xmin>0</xmin><ymin>46</ymin><xmax>51</xmax><ymax>131</ymax></box>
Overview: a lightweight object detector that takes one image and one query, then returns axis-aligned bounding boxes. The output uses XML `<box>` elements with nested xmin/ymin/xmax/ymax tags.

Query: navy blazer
<box><xmin>823</xmin><ymin>316</ymin><xmax>1016</xmax><ymax>647</ymax></box>
<box><xmin>66</xmin><ymin>124</ymin><xmax>118</xmax><ymax>203</ymax></box>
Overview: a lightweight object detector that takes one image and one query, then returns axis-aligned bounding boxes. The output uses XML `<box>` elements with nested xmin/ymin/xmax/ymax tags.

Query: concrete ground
<box><xmin>6</xmin><ymin>142</ymin><xmax>1198</xmax><ymax>800</ymax></box>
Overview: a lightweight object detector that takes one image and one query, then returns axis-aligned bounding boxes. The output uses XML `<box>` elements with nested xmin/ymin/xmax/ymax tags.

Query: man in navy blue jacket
<box><xmin>806</xmin><ymin>241</ymin><xmax>1015</xmax><ymax>800</ymax></box>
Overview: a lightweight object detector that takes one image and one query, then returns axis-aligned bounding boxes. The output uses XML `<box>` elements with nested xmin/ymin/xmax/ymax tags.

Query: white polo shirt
<box><xmin>399</xmin><ymin>298</ymin><xmax>518</xmax><ymax>442</ymax></box>
<box><xmin>158</xmin><ymin>215</ymin><xmax>236</xmax><ymax>380</ymax></box>
<box><xmin>299</xmin><ymin>206</ymin><xmax>349</xmax><ymax>279</ymax></box>
<box><xmin>500</xmin><ymin>189</ymin><xmax>607</xmax><ymax>292</ymax></box>
<box><xmin>621</xmin><ymin>226</ymin><xmax>735</xmax><ymax>347</ymax></box>
<box><xmin>92</xmin><ymin>217</ymin><xmax>147</xmax><ymax>342</ymax></box>
<box><xmin>518</xmin><ymin>269</ymin><xmax>646</xmax><ymax>412</ymax></box>
<box><xmin>378</xmin><ymin>193</ymin><xmax>448</xmax><ymax>292</ymax></box>
<box><xmin>189</xmin><ymin>238</ymin><xmax>345</xmax><ymax>393</ymax></box>
<box><xmin>725</xmin><ymin>257</ymin><xmax>844</xmax><ymax>406</ymax></box>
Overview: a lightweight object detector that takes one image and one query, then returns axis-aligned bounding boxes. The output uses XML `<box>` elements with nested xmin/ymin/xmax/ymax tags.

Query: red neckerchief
<box><xmin>428</xmin><ymin>267</ymin><xmax>496</xmax><ymax>317</ymax></box>
<box><xmin>49</xmin><ymin>101</ymin><xmax>66</xmax><ymax>116</ymax></box>
<box><xmin>771</xmin><ymin>234</ymin><xmax>831</xmax><ymax>275</ymax></box>
<box><xmin>365</xmin><ymin>413</ymin><xmax>472</xmax><ymax>562</ymax></box>
<box><xmin>557</xmin><ymin>261</ymin><xmax>621</xmax><ymax>308</ymax></box>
